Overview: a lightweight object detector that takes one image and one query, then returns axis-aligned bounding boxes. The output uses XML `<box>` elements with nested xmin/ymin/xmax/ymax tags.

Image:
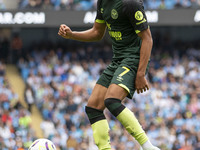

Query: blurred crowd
<box><xmin>0</xmin><ymin>0</ymin><xmax>6</xmax><ymax>10</ymax></box>
<box><xmin>0</xmin><ymin>62</ymin><xmax>36</xmax><ymax>150</ymax></box>
<box><xmin>0</xmin><ymin>37</ymin><xmax>9</xmax><ymax>62</ymax></box>
<box><xmin>18</xmin><ymin>0</ymin><xmax>96</xmax><ymax>11</ymax></box>
<box><xmin>144</xmin><ymin>0</ymin><xmax>200</xmax><ymax>9</ymax></box>
<box><xmin>14</xmin><ymin>38</ymin><xmax>200</xmax><ymax>150</ymax></box>
<box><xmin>18</xmin><ymin>42</ymin><xmax>112</xmax><ymax>150</ymax></box>
<box><xmin>1</xmin><ymin>0</ymin><xmax>200</xmax><ymax>10</ymax></box>
<box><xmin>17</xmin><ymin>0</ymin><xmax>200</xmax><ymax>10</ymax></box>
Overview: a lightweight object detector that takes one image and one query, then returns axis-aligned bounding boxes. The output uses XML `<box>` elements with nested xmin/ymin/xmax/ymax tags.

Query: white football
<box><xmin>29</xmin><ymin>138</ymin><xmax>56</xmax><ymax>150</ymax></box>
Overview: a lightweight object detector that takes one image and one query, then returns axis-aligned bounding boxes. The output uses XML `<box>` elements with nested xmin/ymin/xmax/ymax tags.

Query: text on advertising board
<box><xmin>194</xmin><ymin>10</ymin><xmax>200</xmax><ymax>22</ymax></box>
<box><xmin>0</xmin><ymin>12</ymin><xmax>45</xmax><ymax>24</ymax></box>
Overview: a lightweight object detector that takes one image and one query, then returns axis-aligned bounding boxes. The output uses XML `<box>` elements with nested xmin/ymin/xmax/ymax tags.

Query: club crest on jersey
<box><xmin>101</xmin><ymin>8</ymin><xmax>104</xmax><ymax>13</ymax></box>
<box><xmin>135</xmin><ymin>11</ymin><xmax>143</xmax><ymax>21</ymax></box>
<box><xmin>111</xmin><ymin>9</ymin><xmax>118</xmax><ymax>19</ymax></box>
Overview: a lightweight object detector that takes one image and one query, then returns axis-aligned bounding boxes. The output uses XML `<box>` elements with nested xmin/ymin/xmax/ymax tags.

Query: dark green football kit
<box><xmin>96</xmin><ymin>0</ymin><xmax>149</xmax><ymax>98</ymax></box>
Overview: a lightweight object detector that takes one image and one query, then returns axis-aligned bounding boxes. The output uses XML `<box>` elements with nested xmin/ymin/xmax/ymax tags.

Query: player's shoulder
<box><xmin>97</xmin><ymin>0</ymin><xmax>103</xmax><ymax>3</ymax></box>
<box><xmin>122</xmin><ymin>0</ymin><xmax>143</xmax><ymax>7</ymax></box>
<box><xmin>97</xmin><ymin>0</ymin><xmax>103</xmax><ymax>6</ymax></box>
<box><xmin>122</xmin><ymin>0</ymin><xmax>144</xmax><ymax>15</ymax></box>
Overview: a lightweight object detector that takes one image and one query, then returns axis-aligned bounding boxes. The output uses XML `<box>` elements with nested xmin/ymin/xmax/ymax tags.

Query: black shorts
<box><xmin>97</xmin><ymin>58</ymin><xmax>142</xmax><ymax>99</ymax></box>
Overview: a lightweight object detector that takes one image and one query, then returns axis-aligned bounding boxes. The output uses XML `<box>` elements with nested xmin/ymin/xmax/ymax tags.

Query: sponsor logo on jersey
<box><xmin>108</xmin><ymin>31</ymin><xmax>122</xmax><ymax>41</ymax></box>
<box><xmin>106</xmin><ymin>22</ymin><xmax>111</xmax><ymax>30</ymax></box>
<box><xmin>111</xmin><ymin>9</ymin><xmax>118</xmax><ymax>19</ymax></box>
<box><xmin>135</xmin><ymin>11</ymin><xmax>144</xmax><ymax>21</ymax></box>
<box><xmin>101</xmin><ymin>8</ymin><xmax>104</xmax><ymax>14</ymax></box>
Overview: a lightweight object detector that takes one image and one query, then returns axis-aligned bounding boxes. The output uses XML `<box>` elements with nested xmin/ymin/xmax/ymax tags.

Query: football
<box><xmin>29</xmin><ymin>139</ymin><xmax>56</xmax><ymax>150</ymax></box>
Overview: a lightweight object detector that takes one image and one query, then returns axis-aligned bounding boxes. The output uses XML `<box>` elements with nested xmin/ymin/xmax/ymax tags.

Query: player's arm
<box><xmin>136</xmin><ymin>28</ymin><xmax>153</xmax><ymax>93</ymax></box>
<box><xmin>123</xmin><ymin>0</ymin><xmax>152</xmax><ymax>94</ymax></box>
<box><xmin>137</xmin><ymin>28</ymin><xmax>152</xmax><ymax>74</ymax></box>
<box><xmin>58</xmin><ymin>0</ymin><xmax>106</xmax><ymax>42</ymax></box>
<box><xmin>58</xmin><ymin>22</ymin><xmax>106</xmax><ymax>42</ymax></box>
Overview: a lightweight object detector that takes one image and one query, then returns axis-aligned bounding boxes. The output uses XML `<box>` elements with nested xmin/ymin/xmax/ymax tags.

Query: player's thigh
<box><xmin>88</xmin><ymin>65</ymin><xmax>115</xmax><ymax>110</ymax></box>
<box><xmin>107</xmin><ymin>65</ymin><xmax>136</xmax><ymax>99</ymax></box>
<box><xmin>87</xmin><ymin>84</ymin><xmax>108</xmax><ymax>110</ymax></box>
<box><xmin>105</xmin><ymin>84</ymin><xmax>128</xmax><ymax>100</ymax></box>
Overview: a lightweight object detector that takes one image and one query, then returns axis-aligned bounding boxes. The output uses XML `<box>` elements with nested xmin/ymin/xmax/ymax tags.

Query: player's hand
<box><xmin>58</xmin><ymin>24</ymin><xmax>73</xmax><ymax>39</ymax></box>
<box><xmin>135</xmin><ymin>73</ymin><xmax>149</xmax><ymax>94</ymax></box>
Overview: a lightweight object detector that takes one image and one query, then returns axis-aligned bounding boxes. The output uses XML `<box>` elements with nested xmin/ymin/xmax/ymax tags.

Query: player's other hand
<box><xmin>135</xmin><ymin>73</ymin><xmax>149</xmax><ymax>94</ymax></box>
<box><xmin>58</xmin><ymin>24</ymin><xmax>73</xmax><ymax>39</ymax></box>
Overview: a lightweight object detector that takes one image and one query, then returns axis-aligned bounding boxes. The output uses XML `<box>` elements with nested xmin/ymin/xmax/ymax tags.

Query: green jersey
<box><xmin>96</xmin><ymin>0</ymin><xmax>148</xmax><ymax>60</ymax></box>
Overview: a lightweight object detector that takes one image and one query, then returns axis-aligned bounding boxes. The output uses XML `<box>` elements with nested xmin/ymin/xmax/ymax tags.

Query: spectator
<box><xmin>42</xmin><ymin>0</ymin><xmax>53</xmax><ymax>9</ymax></box>
<box><xmin>25</xmin><ymin>84</ymin><xmax>35</xmax><ymax>112</ymax></box>
<box><xmin>159</xmin><ymin>0</ymin><xmax>166</xmax><ymax>9</ymax></box>
<box><xmin>147</xmin><ymin>0</ymin><xmax>162</xmax><ymax>10</ymax></box>
<box><xmin>182</xmin><ymin>0</ymin><xmax>191</xmax><ymax>8</ymax></box>
<box><xmin>174</xmin><ymin>0</ymin><xmax>183</xmax><ymax>8</ymax></box>
<box><xmin>26</xmin><ymin>0</ymin><xmax>42</xmax><ymax>9</ymax></box>
<box><xmin>11</xmin><ymin>34</ymin><xmax>23</xmax><ymax>64</ymax></box>
<box><xmin>0</xmin><ymin>0</ymin><xmax>5</xmax><ymax>10</ymax></box>
<box><xmin>40</xmin><ymin>118</ymin><xmax>56</xmax><ymax>137</ymax></box>
<box><xmin>0</xmin><ymin>37</ymin><xmax>10</xmax><ymax>62</ymax></box>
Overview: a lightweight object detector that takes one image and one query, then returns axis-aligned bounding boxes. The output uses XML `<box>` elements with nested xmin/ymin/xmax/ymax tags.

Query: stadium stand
<box><xmin>13</xmin><ymin>38</ymin><xmax>200</xmax><ymax>150</ymax></box>
<box><xmin>144</xmin><ymin>0</ymin><xmax>200</xmax><ymax>9</ymax></box>
<box><xmin>1</xmin><ymin>0</ymin><xmax>200</xmax><ymax>10</ymax></box>
<box><xmin>0</xmin><ymin>62</ymin><xmax>37</xmax><ymax>150</ymax></box>
<box><xmin>18</xmin><ymin>0</ymin><xmax>96</xmax><ymax>10</ymax></box>
<box><xmin>16</xmin><ymin>0</ymin><xmax>200</xmax><ymax>10</ymax></box>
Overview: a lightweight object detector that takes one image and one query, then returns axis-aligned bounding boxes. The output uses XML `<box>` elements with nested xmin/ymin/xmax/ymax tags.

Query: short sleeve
<box><xmin>123</xmin><ymin>0</ymin><xmax>148</xmax><ymax>34</ymax></box>
<box><xmin>95</xmin><ymin>0</ymin><xmax>105</xmax><ymax>23</ymax></box>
